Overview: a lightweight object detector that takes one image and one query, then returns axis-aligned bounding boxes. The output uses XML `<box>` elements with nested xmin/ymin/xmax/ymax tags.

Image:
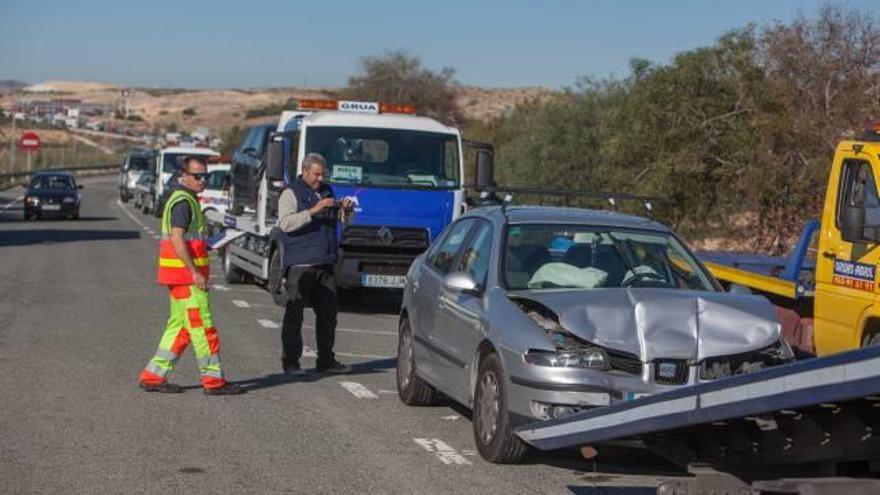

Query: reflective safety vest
<box><xmin>157</xmin><ymin>189</ymin><xmax>210</xmax><ymax>286</ymax></box>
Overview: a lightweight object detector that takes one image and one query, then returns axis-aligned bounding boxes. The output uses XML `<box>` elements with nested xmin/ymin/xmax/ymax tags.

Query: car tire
<box><xmin>472</xmin><ymin>353</ymin><xmax>530</xmax><ymax>463</ymax></box>
<box><xmin>396</xmin><ymin>317</ymin><xmax>437</xmax><ymax>406</ymax></box>
<box><xmin>267</xmin><ymin>247</ymin><xmax>286</xmax><ymax>306</ymax></box>
<box><xmin>222</xmin><ymin>245</ymin><xmax>246</xmax><ymax>284</ymax></box>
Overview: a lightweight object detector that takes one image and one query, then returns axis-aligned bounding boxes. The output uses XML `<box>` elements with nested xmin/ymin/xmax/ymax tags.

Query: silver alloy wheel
<box><xmin>398</xmin><ymin>329</ymin><xmax>413</xmax><ymax>390</ymax></box>
<box><xmin>478</xmin><ymin>371</ymin><xmax>500</xmax><ymax>444</ymax></box>
<box><xmin>224</xmin><ymin>247</ymin><xmax>233</xmax><ymax>275</ymax></box>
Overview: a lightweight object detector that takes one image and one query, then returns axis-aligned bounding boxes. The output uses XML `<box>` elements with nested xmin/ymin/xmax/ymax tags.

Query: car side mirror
<box><xmin>266</xmin><ymin>140</ymin><xmax>285</xmax><ymax>181</ymax></box>
<box><xmin>242</xmin><ymin>147</ymin><xmax>258</xmax><ymax>159</ymax></box>
<box><xmin>475</xmin><ymin>149</ymin><xmax>494</xmax><ymax>190</ymax></box>
<box><xmin>443</xmin><ymin>272</ymin><xmax>480</xmax><ymax>295</ymax></box>
<box><xmin>840</xmin><ymin>205</ymin><xmax>865</xmax><ymax>243</ymax></box>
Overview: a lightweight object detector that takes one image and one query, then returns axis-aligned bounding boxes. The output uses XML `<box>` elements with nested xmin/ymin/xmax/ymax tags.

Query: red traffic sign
<box><xmin>18</xmin><ymin>132</ymin><xmax>41</xmax><ymax>153</ymax></box>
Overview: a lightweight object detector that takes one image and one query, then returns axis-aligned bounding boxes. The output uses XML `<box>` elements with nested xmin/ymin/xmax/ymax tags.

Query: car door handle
<box><xmin>821</xmin><ymin>250</ymin><xmax>837</xmax><ymax>259</ymax></box>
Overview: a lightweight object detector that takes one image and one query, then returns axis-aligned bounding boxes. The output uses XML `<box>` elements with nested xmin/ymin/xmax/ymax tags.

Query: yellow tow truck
<box><xmin>704</xmin><ymin>123</ymin><xmax>880</xmax><ymax>356</ymax></box>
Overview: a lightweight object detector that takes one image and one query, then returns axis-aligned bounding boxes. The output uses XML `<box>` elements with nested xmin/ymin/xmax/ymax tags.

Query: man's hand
<box><xmin>192</xmin><ymin>270</ymin><xmax>208</xmax><ymax>291</ymax></box>
<box><xmin>308</xmin><ymin>197</ymin><xmax>335</xmax><ymax>216</ymax></box>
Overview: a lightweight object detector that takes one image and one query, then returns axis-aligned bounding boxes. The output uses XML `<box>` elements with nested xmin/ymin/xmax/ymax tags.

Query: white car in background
<box><xmin>201</xmin><ymin>163</ymin><xmax>231</xmax><ymax>224</ymax></box>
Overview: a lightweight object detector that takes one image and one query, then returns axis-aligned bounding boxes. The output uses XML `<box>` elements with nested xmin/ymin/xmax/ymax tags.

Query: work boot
<box><xmin>203</xmin><ymin>383</ymin><xmax>245</xmax><ymax>396</ymax></box>
<box><xmin>140</xmin><ymin>382</ymin><xmax>184</xmax><ymax>393</ymax></box>
<box><xmin>315</xmin><ymin>360</ymin><xmax>352</xmax><ymax>374</ymax></box>
<box><xmin>284</xmin><ymin>363</ymin><xmax>306</xmax><ymax>377</ymax></box>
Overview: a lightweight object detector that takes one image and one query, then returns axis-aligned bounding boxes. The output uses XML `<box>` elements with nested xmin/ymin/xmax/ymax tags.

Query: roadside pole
<box><xmin>10</xmin><ymin>115</ymin><xmax>16</xmax><ymax>172</ymax></box>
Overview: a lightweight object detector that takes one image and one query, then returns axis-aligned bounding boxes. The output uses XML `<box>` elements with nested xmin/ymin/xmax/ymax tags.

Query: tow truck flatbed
<box><xmin>517</xmin><ymin>346</ymin><xmax>880</xmax><ymax>489</ymax></box>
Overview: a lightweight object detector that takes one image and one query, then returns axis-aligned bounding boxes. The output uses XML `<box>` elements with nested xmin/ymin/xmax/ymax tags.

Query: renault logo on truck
<box><xmin>339</xmin><ymin>100</ymin><xmax>379</xmax><ymax>114</ymax></box>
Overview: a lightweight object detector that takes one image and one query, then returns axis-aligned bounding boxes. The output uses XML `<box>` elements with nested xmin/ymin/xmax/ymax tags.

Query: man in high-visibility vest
<box><xmin>139</xmin><ymin>156</ymin><xmax>243</xmax><ymax>395</ymax></box>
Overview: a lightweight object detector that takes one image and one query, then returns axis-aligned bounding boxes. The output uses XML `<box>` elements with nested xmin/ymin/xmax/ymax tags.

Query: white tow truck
<box><xmin>211</xmin><ymin>99</ymin><xmax>485</xmax><ymax>302</ymax></box>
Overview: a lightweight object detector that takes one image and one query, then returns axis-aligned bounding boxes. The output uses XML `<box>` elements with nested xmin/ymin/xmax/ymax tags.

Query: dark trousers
<box><xmin>281</xmin><ymin>264</ymin><xmax>338</xmax><ymax>369</ymax></box>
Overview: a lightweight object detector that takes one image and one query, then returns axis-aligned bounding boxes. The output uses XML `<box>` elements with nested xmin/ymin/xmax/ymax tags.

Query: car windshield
<box><xmin>305</xmin><ymin>126</ymin><xmax>460</xmax><ymax>189</ymax></box>
<box><xmin>162</xmin><ymin>153</ymin><xmax>214</xmax><ymax>173</ymax></box>
<box><xmin>30</xmin><ymin>175</ymin><xmax>75</xmax><ymax>190</ymax></box>
<box><xmin>503</xmin><ymin>224</ymin><xmax>715</xmax><ymax>291</ymax></box>
<box><xmin>128</xmin><ymin>156</ymin><xmax>151</xmax><ymax>171</ymax></box>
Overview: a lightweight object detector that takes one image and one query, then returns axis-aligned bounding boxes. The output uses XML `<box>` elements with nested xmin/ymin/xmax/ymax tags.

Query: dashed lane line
<box><xmin>302</xmin><ymin>345</ymin><xmax>392</xmax><ymax>361</ymax></box>
<box><xmin>257</xmin><ymin>319</ymin><xmax>280</xmax><ymax>329</ymax></box>
<box><xmin>413</xmin><ymin>438</ymin><xmax>473</xmax><ymax>465</ymax></box>
<box><xmin>303</xmin><ymin>324</ymin><xmax>396</xmax><ymax>337</ymax></box>
<box><xmin>339</xmin><ymin>381</ymin><xmax>379</xmax><ymax>399</ymax></box>
<box><xmin>232</xmin><ymin>299</ymin><xmax>251</xmax><ymax>308</ymax></box>
<box><xmin>442</xmin><ymin>415</ymin><xmax>462</xmax><ymax>421</ymax></box>
<box><xmin>212</xmin><ymin>284</ymin><xmax>230</xmax><ymax>291</ymax></box>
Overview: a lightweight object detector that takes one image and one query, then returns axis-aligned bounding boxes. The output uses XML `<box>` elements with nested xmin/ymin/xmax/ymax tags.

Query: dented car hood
<box><xmin>511</xmin><ymin>288</ymin><xmax>780</xmax><ymax>362</ymax></box>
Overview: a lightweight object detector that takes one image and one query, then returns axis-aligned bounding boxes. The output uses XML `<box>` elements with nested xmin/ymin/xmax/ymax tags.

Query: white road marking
<box><xmin>460</xmin><ymin>450</ymin><xmax>477</xmax><ymax>456</ymax></box>
<box><xmin>339</xmin><ymin>381</ymin><xmax>378</xmax><ymax>399</ymax></box>
<box><xmin>212</xmin><ymin>284</ymin><xmax>230</xmax><ymax>291</ymax></box>
<box><xmin>232</xmin><ymin>299</ymin><xmax>251</xmax><ymax>308</ymax></box>
<box><xmin>257</xmin><ymin>319</ymin><xmax>279</xmax><ymax>329</ymax></box>
<box><xmin>377</xmin><ymin>389</ymin><xmax>397</xmax><ymax>394</ymax></box>
<box><xmin>413</xmin><ymin>438</ymin><xmax>472</xmax><ymax>466</ymax></box>
<box><xmin>1</xmin><ymin>195</ymin><xmax>24</xmax><ymax>211</ymax></box>
<box><xmin>441</xmin><ymin>415</ymin><xmax>462</xmax><ymax>421</ymax></box>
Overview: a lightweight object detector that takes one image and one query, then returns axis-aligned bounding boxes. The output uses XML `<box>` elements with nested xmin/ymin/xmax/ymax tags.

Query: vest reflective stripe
<box><xmin>157</xmin><ymin>190</ymin><xmax>209</xmax><ymax>286</ymax></box>
<box><xmin>159</xmin><ymin>257</ymin><xmax>211</xmax><ymax>268</ymax></box>
<box><xmin>198</xmin><ymin>354</ymin><xmax>221</xmax><ymax>368</ymax></box>
<box><xmin>145</xmin><ymin>361</ymin><xmax>170</xmax><ymax>378</ymax></box>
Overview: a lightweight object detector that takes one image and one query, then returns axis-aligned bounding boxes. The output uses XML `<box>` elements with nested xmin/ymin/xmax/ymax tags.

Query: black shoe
<box><xmin>140</xmin><ymin>382</ymin><xmax>183</xmax><ymax>393</ymax></box>
<box><xmin>203</xmin><ymin>383</ymin><xmax>245</xmax><ymax>395</ymax></box>
<box><xmin>315</xmin><ymin>360</ymin><xmax>352</xmax><ymax>374</ymax></box>
<box><xmin>284</xmin><ymin>364</ymin><xmax>306</xmax><ymax>377</ymax></box>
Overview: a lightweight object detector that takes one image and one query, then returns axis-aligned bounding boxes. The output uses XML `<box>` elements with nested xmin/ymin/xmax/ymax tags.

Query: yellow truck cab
<box><xmin>814</xmin><ymin>134</ymin><xmax>880</xmax><ymax>354</ymax></box>
<box><xmin>705</xmin><ymin>124</ymin><xmax>880</xmax><ymax>356</ymax></box>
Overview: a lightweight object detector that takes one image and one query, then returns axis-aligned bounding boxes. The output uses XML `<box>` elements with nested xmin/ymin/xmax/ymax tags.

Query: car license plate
<box><xmin>42</xmin><ymin>204</ymin><xmax>61</xmax><ymax>211</ymax></box>
<box><xmin>361</xmin><ymin>274</ymin><xmax>406</xmax><ymax>288</ymax></box>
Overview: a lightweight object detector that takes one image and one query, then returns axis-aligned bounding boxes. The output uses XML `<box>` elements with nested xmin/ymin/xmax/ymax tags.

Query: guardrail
<box><xmin>0</xmin><ymin>164</ymin><xmax>118</xmax><ymax>190</ymax></box>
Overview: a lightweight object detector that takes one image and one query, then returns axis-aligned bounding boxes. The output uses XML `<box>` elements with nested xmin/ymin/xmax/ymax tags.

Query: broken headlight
<box><xmin>524</xmin><ymin>348</ymin><xmax>610</xmax><ymax>370</ymax></box>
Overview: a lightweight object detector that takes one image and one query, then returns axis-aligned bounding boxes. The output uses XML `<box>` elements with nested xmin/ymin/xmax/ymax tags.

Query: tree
<box><xmin>340</xmin><ymin>50</ymin><xmax>463</xmax><ymax>125</ymax></box>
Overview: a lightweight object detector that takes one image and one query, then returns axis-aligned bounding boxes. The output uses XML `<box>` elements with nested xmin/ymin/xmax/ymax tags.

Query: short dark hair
<box><xmin>182</xmin><ymin>155</ymin><xmax>207</xmax><ymax>172</ymax></box>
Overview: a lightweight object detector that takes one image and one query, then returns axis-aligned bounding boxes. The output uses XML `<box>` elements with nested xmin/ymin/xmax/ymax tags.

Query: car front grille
<box><xmin>342</xmin><ymin>225</ymin><xmax>430</xmax><ymax>254</ymax></box>
<box><xmin>653</xmin><ymin>359</ymin><xmax>689</xmax><ymax>385</ymax></box>
<box><xmin>608</xmin><ymin>350</ymin><xmax>643</xmax><ymax>376</ymax></box>
<box><xmin>359</xmin><ymin>261</ymin><xmax>410</xmax><ymax>276</ymax></box>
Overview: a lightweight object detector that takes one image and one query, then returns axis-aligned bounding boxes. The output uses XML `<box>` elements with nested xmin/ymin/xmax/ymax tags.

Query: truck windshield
<box><xmin>162</xmin><ymin>153</ymin><xmax>215</xmax><ymax>173</ymax></box>
<box><xmin>305</xmin><ymin>126</ymin><xmax>460</xmax><ymax>189</ymax></box>
<box><xmin>128</xmin><ymin>156</ymin><xmax>151</xmax><ymax>171</ymax></box>
<box><xmin>503</xmin><ymin>224</ymin><xmax>716</xmax><ymax>291</ymax></box>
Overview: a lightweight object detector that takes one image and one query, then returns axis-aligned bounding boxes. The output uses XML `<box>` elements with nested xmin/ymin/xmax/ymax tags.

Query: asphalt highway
<box><xmin>0</xmin><ymin>177</ymin><xmax>686</xmax><ymax>494</ymax></box>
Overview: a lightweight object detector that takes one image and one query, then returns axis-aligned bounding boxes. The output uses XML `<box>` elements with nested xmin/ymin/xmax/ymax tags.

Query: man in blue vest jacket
<box><xmin>277</xmin><ymin>153</ymin><xmax>353</xmax><ymax>375</ymax></box>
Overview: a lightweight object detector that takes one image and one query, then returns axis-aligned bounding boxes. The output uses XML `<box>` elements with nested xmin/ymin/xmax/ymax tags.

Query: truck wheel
<box><xmin>473</xmin><ymin>353</ymin><xmax>530</xmax><ymax>463</ymax></box>
<box><xmin>396</xmin><ymin>317</ymin><xmax>436</xmax><ymax>406</ymax></box>
<box><xmin>222</xmin><ymin>246</ymin><xmax>246</xmax><ymax>284</ymax></box>
<box><xmin>268</xmin><ymin>248</ymin><xmax>286</xmax><ymax>306</ymax></box>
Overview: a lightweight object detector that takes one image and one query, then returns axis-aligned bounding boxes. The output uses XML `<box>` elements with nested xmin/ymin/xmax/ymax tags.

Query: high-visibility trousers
<box><xmin>140</xmin><ymin>285</ymin><xmax>226</xmax><ymax>389</ymax></box>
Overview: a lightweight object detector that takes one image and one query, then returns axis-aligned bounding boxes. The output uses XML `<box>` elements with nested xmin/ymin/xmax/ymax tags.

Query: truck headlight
<box><xmin>26</xmin><ymin>197</ymin><xmax>39</xmax><ymax>205</ymax></box>
<box><xmin>62</xmin><ymin>196</ymin><xmax>76</xmax><ymax>204</ymax></box>
<box><xmin>524</xmin><ymin>348</ymin><xmax>610</xmax><ymax>370</ymax></box>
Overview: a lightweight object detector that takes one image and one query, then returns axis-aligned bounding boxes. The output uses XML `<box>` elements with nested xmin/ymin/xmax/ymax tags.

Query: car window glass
<box><xmin>840</xmin><ymin>160</ymin><xmax>879</xmax><ymax>213</ymax></box>
<box><xmin>430</xmin><ymin>219</ymin><xmax>476</xmax><ymax>275</ymax></box>
<box><xmin>453</xmin><ymin>221</ymin><xmax>493</xmax><ymax>288</ymax></box>
<box><xmin>206</xmin><ymin>170</ymin><xmax>228</xmax><ymax>190</ymax></box>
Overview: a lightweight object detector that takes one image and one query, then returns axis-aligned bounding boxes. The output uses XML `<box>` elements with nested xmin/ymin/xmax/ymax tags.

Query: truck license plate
<box><xmin>42</xmin><ymin>204</ymin><xmax>61</xmax><ymax>211</ymax></box>
<box><xmin>361</xmin><ymin>274</ymin><xmax>406</xmax><ymax>288</ymax></box>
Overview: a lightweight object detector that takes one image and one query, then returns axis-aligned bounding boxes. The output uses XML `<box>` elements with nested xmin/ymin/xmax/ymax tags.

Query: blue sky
<box><xmin>1</xmin><ymin>0</ymin><xmax>877</xmax><ymax>88</ymax></box>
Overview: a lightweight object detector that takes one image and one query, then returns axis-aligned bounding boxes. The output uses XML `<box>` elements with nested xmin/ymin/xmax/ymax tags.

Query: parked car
<box><xmin>24</xmin><ymin>171</ymin><xmax>83</xmax><ymax>220</ymax></box>
<box><xmin>118</xmin><ymin>148</ymin><xmax>155</xmax><ymax>202</ymax></box>
<box><xmin>132</xmin><ymin>170</ymin><xmax>156</xmax><ymax>214</ymax></box>
<box><xmin>397</xmin><ymin>205</ymin><xmax>794</xmax><ymax>463</ymax></box>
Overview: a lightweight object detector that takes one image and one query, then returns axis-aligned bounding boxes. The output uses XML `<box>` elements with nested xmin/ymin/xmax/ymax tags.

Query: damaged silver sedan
<box><xmin>397</xmin><ymin>206</ymin><xmax>794</xmax><ymax>463</ymax></box>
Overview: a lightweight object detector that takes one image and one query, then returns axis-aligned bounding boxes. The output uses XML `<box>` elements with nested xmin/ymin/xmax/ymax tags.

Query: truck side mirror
<box><xmin>840</xmin><ymin>205</ymin><xmax>865</xmax><ymax>243</ymax></box>
<box><xmin>476</xmin><ymin>149</ymin><xmax>494</xmax><ymax>189</ymax></box>
<box><xmin>266</xmin><ymin>140</ymin><xmax>285</xmax><ymax>181</ymax></box>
